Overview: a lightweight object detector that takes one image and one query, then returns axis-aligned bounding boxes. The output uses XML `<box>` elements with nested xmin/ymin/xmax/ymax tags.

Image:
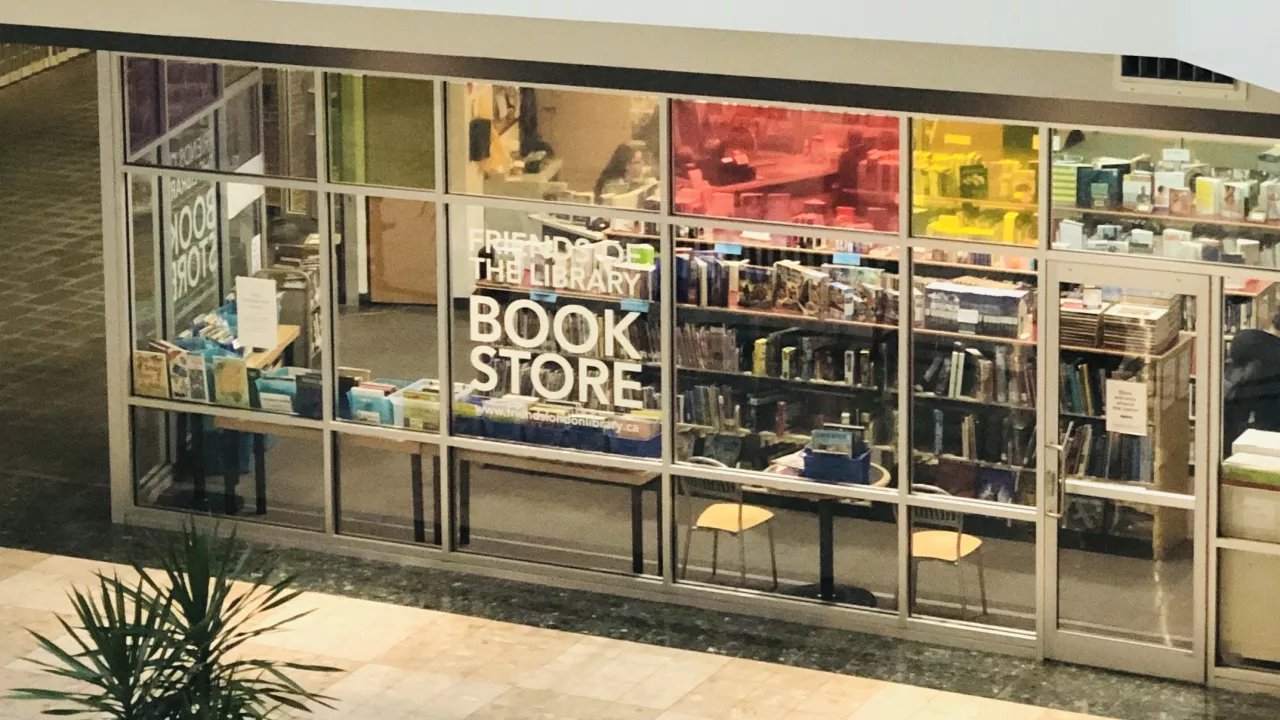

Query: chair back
<box><xmin>679</xmin><ymin>458</ymin><xmax>743</xmax><ymax>503</ymax></box>
<box><xmin>910</xmin><ymin>484</ymin><xmax>964</xmax><ymax>533</ymax></box>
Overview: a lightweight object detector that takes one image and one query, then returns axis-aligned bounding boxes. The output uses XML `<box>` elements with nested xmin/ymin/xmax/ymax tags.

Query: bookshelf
<box><xmin>1057</xmin><ymin>332</ymin><xmax>1193</xmax><ymax>560</ymax></box>
<box><xmin>1054</xmin><ymin>204</ymin><xmax>1280</xmax><ymax>233</ymax></box>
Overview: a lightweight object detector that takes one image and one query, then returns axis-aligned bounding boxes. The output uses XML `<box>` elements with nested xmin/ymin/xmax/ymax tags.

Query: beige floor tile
<box><xmin>847</xmin><ymin>684</ymin><xmax>938</xmax><ymax>720</ymax></box>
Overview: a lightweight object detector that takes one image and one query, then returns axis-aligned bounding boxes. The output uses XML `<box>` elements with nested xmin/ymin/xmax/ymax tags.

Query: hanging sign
<box><xmin>1106</xmin><ymin>379</ymin><xmax>1148</xmax><ymax>436</ymax></box>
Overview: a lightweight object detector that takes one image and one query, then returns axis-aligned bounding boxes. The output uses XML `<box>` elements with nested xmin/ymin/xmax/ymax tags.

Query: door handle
<box><xmin>1046</xmin><ymin>443</ymin><xmax>1065</xmax><ymax>519</ymax></box>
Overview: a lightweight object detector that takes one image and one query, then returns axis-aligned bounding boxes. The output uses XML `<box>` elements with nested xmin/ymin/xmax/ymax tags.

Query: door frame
<box><xmin>1042</xmin><ymin>260</ymin><xmax>1211</xmax><ymax>682</ymax></box>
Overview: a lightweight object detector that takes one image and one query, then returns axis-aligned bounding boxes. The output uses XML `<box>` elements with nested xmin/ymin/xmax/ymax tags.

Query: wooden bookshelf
<box><xmin>913</xmin><ymin>391</ymin><xmax>1032</xmax><ymax>412</ymax></box>
<box><xmin>914</xmin><ymin>325</ymin><xmax>1037</xmax><ymax>346</ymax></box>
<box><xmin>677</xmin><ymin>304</ymin><xmax>896</xmax><ymax>332</ymax></box>
<box><xmin>475</xmin><ymin>281</ymin><xmax>653</xmax><ymax>306</ymax></box>
<box><xmin>676</xmin><ymin>366</ymin><xmax>893</xmax><ymax>397</ymax></box>
<box><xmin>1053</xmin><ymin>204</ymin><xmax>1280</xmax><ymax>232</ymax></box>
<box><xmin>913</xmin><ymin>195</ymin><xmax>1038</xmax><ymax>214</ymax></box>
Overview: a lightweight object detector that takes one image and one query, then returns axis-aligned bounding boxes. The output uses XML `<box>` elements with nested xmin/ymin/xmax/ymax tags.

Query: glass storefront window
<box><xmin>671</xmin><ymin>100</ymin><xmax>899</xmax><ymax>232</ymax></box>
<box><xmin>909</xmin><ymin>508</ymin><xmax>1035</xmax><ymax>631</ymax></box>
<box><xmin>124</xmin><ymin>56</ymin><xmax>318</xmax><ymax>180</ymax></box>
<box><xmin>447</xmin><ymin>83</ymin><xmax>660</xmax><ymax>209</ymax></box>
<box><xmin>449</xmin><ymin>206</ymin><xmax>662</xmax><ymax>456</ymax></box>
<box><xmin>335</xmin><ymin>434</ymin><xmax>440</xmax><ymax>545</ymax></box>
<box><xmin>911</xmin><ymin>119</ymin><xmax>1039</xmax><ymax>247</ymax></box>
<box><xmin>131</xmin><ymin>407</ymin><xmax>326</xmax><ymax>531</ymax></box>
<box><xmin>332</xmin><ymin>195</ymin><xmax>441</xmax><ymax>431</ymax></box>
<box><xmin>910</xmin><ymin>254</ymin><xmax>1038</xmax><ymax>506</ymax></box>
<box><xmin>327</xmin><ymin>73</ymin><xmax>435</xmax><ymax>190</ymax></box>
<box><xmin>673</xmin><ymin>225</ymin><xmax>900</xmax><ymax>482</ymax></box>
<box><xmin>453</xmin><ymin>452</ymin><xmax>661</xmax><ymax>575</ymax></box>
<box><xmin>1051</xmin><ymin>129</ymin><xmax>1280</xmax><ymax>268</ymax></box>
<box><xmin>129</xmin><ymin>178</ymin><xmax>324</xmax><ymax>418</ymax></box>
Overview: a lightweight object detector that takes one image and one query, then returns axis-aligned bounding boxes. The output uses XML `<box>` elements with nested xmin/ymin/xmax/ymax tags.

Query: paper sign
<box><xmin>530</xmin><ymin>289</ymin><xmax>558</xmax><ymax>303</ymax></box>
<box><xmin>1106</xmin><ymin>379</ymin><xmax>1148</xmax><ymax>436</ymax></box>
<box><xmin>714</xmin><ymin>242</ymin><xmax>743</xmax><ymax>255</ymax></box>
<box><xmin>833</xmin><ymin>252</ymin><xmax>862</xmax><ymax>266</ymax></box>
<box><xmin>1163</xmin><ymin>147</ymin><xmax>1192</xmax><ymax>163</ymax></box>
<box><xmin>620</xmin><ymin>298</ymin><xmax>651</xmax><ymax>313</ymax></box>
<box><xmin>957</xmin><ymin>308</ymin><xmax>980</xmax><ymax>326</ymax></box>
<box><xmin>235</xmin><ymin>276</ymin><xmax>279</xmax><ymax>351</ymax></box>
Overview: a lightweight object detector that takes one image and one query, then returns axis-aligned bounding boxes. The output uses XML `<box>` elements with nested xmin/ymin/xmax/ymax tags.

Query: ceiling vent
<box><xmin>1115</xmin><ymin>56</ymin><xmax>1246</xmax><ymax>101</ymax></box>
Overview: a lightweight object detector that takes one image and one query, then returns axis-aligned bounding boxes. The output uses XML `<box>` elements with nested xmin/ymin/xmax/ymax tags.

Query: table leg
<box><xmin>410</xmin><ymin>453</ymin><xmax>426</xmax><ymax>544</ymax></box>
<box><xmin>458</xmin><ymin>459</ymin><xmax>471</xmax><ymax>546</ymax></box>
<box><xmin>819</xmin><ymin>499</ymin><xmax>835</xmax><ymax>601</ymax></box>
<box><xmin>253</xmin><ymin>433</ymin><xmax>267</xmax><ymax>515</ymax></box>
<box><xmin>190</xmin><ymin>414</ymin><xmax>206</xmax><ymax>509</ymax></box>
<box><xmin>222</xmin><ymin>430</ymin><xmax>241</xmax><ymax>516</ymax></box>
<box><xmin>431</xmin><ymin>456</ymin><xmax>443</xmax><ymax>546</ymax></box>
<box><xmin>631</xmin><ymin>486</ymin><xmax>645</xmax><ymax>575</ymax></box>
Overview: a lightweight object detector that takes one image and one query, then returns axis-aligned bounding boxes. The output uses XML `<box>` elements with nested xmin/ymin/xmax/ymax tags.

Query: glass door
<box><xmin>1045</xmin><ymin>262</ymin><xmax>1209</xmax><ymax>682</ymax></box>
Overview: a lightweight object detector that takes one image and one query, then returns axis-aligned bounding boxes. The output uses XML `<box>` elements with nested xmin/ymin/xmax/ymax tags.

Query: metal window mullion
<box><xmin>896</xmin><ymin>116</ymin><xmax>913</xmax><ymax>624</ymax></box>
<box><xmin>434</xmin><ymin>79</ymin><xmax>454</xmax><ymax>553</ymax></box>
<box><xmin>312</xmin><ymin>67</ymin><xmax>338</xmax><ymax>536</ymax></box>
<box><xmin>659</xmin><ymin>220</ymin><xmax>675</xmax><ymax>585</ymax></box>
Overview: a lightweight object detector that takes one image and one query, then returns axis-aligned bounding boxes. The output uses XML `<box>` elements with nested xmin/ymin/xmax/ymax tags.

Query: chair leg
<box><xmin>680</xmin><ymin>523</ymin><xmax>695</xmax><ymax>580</ymax></box>
<box><xmin>710</xmin><ymin>531</ymin><xmax>719</xmax><ymax>579</ymax></box>
<box><xmin>767</xmin><ymin>522</ymin><xmax>778</xmax><ymax>591</ymax></box>
<box><xmin>956</xmin><ymin>561</ymin><xmax>969</xmax><ymax>620</ymax></box>
<box><xmin>976</xmin><ymin>546</ymin><xmax>989</xmax><ymax>617</ymax></box>
<box><xmin>738</xmin><ymin>530</ymin><xmax>748</xmax><ymax>587</ymax></box>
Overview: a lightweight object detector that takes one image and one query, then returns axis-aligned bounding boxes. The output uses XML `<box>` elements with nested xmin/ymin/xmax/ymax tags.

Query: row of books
<box><xmin>676</xmin><ymin>252</ymin><xmax>899</xmax><ymax>324</ymax></box>
<box><xmin>916</xmin><ymin>343</ymin><xmax>1035</xmax><ymax>406</ymax></box>
<box><xmin>919</xmin><ymin>277</ymin><xmax>1035</xmax><ymax>339</ymax></box>
<box><xmin>1059</xmin><ymin>358</ymin><xmax>1144</xmax><ymax>417</ymax></box>
<box><xmin>675</xmin><ymin>325</ymin><xmax>895</xmax><ymax>388</ymax></box>
<box><xmin>1059</xmin><ymin>297</ymin><xmax>1179</xmax><ymax>355</ymax></box>
<box><xmin>1060</xmin><ymin>420</ymin><xmax>1154</xmax><ymax>483</ymax></box>
<box><xmin>924</xmin><ymin>408</ymin><xmax>1036</xmax><ymax>469</ymax></box>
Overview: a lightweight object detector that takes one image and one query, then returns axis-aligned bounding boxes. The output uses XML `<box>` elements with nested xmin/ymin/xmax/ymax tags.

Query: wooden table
<box><xmin>245</xmin><ymin>324</ymin><xmax>301</xmax><ymax>370</ymax></box>
<box><xmin>454</xmin><ymin>449</ymin><xmax>662</xmax><ymax>575</ymax></box>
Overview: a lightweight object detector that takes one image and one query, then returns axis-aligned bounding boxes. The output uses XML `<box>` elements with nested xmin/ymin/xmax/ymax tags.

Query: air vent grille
<box><xmin>1120</xmin><ymin>56</ymin><xmax>1235</xmax><ymax>85</ymax></box>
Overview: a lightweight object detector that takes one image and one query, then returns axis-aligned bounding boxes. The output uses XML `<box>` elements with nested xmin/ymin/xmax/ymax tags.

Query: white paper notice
<box><xmin>1106</xmin><ymin>379</ymin><xmax>1148</xmax><ymax>436</ymax></box>
<box><xmin>235</xmin><ymin>276</ymin><xmax>278</xmax><ymax>351</ymax></box>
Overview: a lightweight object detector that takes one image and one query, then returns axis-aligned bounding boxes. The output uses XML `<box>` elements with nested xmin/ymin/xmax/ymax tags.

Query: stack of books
<box><xmin>1101</xmin><ymin>301</ymin><xmax>1179</xmax><ymax>354</ymax></box>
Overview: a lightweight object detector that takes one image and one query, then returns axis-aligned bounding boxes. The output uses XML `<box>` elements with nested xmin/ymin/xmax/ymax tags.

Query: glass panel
<box><xmin>911</xmin><ymin>118</ymin><xmax>1039</xmax><ymax>247</ymax></box>
<box><xmin>336</xmin><ymin>434</ymin><xmax>439</xmax><ymax>545</ymax></box>
<box><xmin>1219</xmin><ymin>549</ymin><xmax>1280</xmax><ymax>670</ymax></box>
<box><xmin>911</xmin><ymin>254</ymin><xmax>1038</xmax><ymax>506</ymax></box>
<box><xmin>675</xmin><ymin>477</ymin><xmax>897</xmax><ymax>610</ymax></box>
<box><xmin>327</xmin><ymin>73</ymin><xmax>435</xmax><ymax>190</ymax></box>
<box><xmin>453</xmin><ymin>452</ymin><xmax>660</xmax><ymax>575</ymax></box>
<box><xmin>124</xmin><ymin>56</ymin><xmax>317</xmax><ymax>180</ymax></box>
<box><xmin>671</xmin><ymin>100</ymin><xmax>899</xmax><ymax>232</ymax></box>
<box><xmin>332</xmin><ymin>196</ymin><xmax>441</xmax><ymax>431</ymax></box>
<box><xmin>447</xmin><ymin>83</ymin><xmax>659</xmax><ymax>208</ymax></box>
<box><xmin>672</xmin><ymin>226</ymin><xmax>900</xmax><ymax>481</ymax></box>
<box><xmin>1056</xmin><ymin>282</ymin><xmax>1193</xmax><ymax>495</ymax></box>
<box><xmin>449</xmin><ymin>206</ymin><xmax>662</xmax><ymax>457</ymax></box>
<box><xmin>131</xmin><ymin>407</ymin><xmax>325</xmax><ymax>531</ymax></box>
<box><xmin>1051</xmin><ymin>129</ymin><xmax>1280</xmax><ymax>268</ymax></box>
<box><xmin>129</xmin><ymin>180</ymin><xmax>323</xmax><ymax>417</ymax></box>
<box><xmin>1221</xmin><ymin>277</ymin><xmax>1280</xmax><ymax>542</ymax></box>
<box><xmin>909</xmin><ymin>509</ymin><xmax>1035</xmax><ymax>631</ymax></box>
<box><xmin>1059</xmin><ymin>499</ymin><xmax>1193</xmax><ymax>649</ymax></box>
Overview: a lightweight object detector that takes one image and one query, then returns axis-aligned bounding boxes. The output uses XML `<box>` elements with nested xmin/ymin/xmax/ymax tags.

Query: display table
<box><xmin>454</xmin><ymin>449</ymin><xmax>662</xmax><ymax>574</ymax></box>
<box><xmin>245</xmin><ymin>324</ymin><xmax>301</xmax><ymax>370</ymax></box>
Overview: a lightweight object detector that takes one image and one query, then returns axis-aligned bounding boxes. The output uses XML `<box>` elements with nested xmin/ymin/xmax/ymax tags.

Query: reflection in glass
<box><xmin>1056</xmin><ymin>283</ymin><xmax>1192</xmax><ymax>495</ymax></box>
<box><xmin>131</xmin><ymin>407</ymin><xmax>325</xmax><ymax>531</ymax></box>
<box><xmin>911</xmin><ymin>257</ymin><xmax>1038</xmax><ymax>505</ymax></box>
<box><xmin>448</xmin><ymin>83</ymin><xmax>660</xmax><ymax>208</ymax></box>
<box><xmin>123</xmin><ymin>56</ymin><xmax>317</xmax><ymax>180</ymax></box>
<box><xmin>327</xmin><ymin>74</ymin><xmax>435</xmax><ymax>189</ymax></box>
<box><xmin>453</xmin><ymin>451</ymin><xmax>661</xmax><ymax>575</ymax></box>
<box><xmin>332</xmin><ymin>196</ymin><xmax>441</xmax><ymax>431</ymax></box>
<box><xmin>909</xmin><ymin>507</ymin><xmax>1034</xmax><ymax>631</ymax></box>
<box><xmin>449</xmin><ymin>207</ymin><xmax>662</xmax><ymax>456</ymax></box>
<box><xmin>675</xmin><ymin>476</ymin><xmax>897</xmax><ymax>609</ymax></box>
<box><xmin>336</xmin><ymin>435</ymin><xmax>439</xmax><ymax>545</ymax></box>
<box><xmin>911</xmin><ymin>119</ymin><xmax>1038</xmax><ymax>246</ymax></box>
<box><xmin>671</xmin><ymin>100</ymin><xmax>899</xmax><ymax>232</ymax></box>
<box><xmin>672</xmin><ymin>226</ymin><xmax>899</xmax><ymax>480</ymax></box>
<box><xmin>1220</xmin><ymin>278</ymin><xmax>1280</xmax><ymax>543</ymax></box>
<box><xmin>1059</xmin><ymin>500</ymin><xmax>1193</xmax><ymax>649</ymax></box>
<box><xmin>129</xmin><ymin>182</ymin><xmax>323</xmax><ymax>417</ymax></box>
<box><xmin>1051</xmin><ymin>129</ymin><xmax>1280</xmax><ymax>268</ymax></box>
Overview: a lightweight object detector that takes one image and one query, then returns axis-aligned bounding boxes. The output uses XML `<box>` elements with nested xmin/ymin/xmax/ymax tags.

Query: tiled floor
<box><xmin>0</xmin><ymin>549</ymin><xmax>1102</xmax><ymax>720</ymax></box>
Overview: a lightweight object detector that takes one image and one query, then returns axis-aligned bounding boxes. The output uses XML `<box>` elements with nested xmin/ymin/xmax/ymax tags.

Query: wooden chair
<box><xmin>679</xmin><ymin>459</ymin><xmax>778</xmax><ymax>589</ymax></box>
<box><xmin>910</xmin><ymin>484</ymin><xmax>988</xmax><ymax>619</ymax></box>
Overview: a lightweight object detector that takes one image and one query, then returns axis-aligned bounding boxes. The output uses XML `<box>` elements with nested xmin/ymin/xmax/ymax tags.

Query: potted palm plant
<box><xmin>10</xmin><ymin>522</ymin><xmax>339</xmax><ymax>719</ymax></box>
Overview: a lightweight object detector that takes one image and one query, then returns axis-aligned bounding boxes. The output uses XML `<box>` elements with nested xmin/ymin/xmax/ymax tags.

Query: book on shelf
<box><xmin>917</xmin><ymin>342</ymin><xmax>1033</xmax><ymax>406</ymax></box>
<box><xmin>211</xmin><ymin>356</ymin><xmax>250</xmax><ymax>408</ymax></box>
<box><xmin>920</xmin><ymin>277</ymin><xmax>1034</xmax><ymax>340</ymax></box>
<box><xmin>1061</xmin><ymin>421</ymin><xmax>1153</xmax><ymax>482</ymax></box>
<box><xmin>133</xmin><ymin>350</ymin><xmax>170</xmax><ymax>399</ymax></box>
